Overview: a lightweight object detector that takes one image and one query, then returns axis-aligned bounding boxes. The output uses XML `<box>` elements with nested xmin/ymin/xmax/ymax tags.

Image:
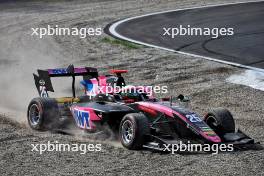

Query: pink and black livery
<box><xmin>28</xmin><ymin>65</ymin><xmax>257</xmax><ymax>151</ymax></box>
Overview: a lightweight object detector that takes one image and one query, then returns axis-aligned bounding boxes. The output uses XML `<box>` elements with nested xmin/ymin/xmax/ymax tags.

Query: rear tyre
<box><xmin>204</xmin><ymin>108</ymin><xmax>235</xmax><ymax>136</ymax></box>
<box><xmin>119</xmin><ymin>113</ymin><xmax>150</xmax><ymax>150</ymax></box>
<box><xmin>27</xmin><ymin>97</ymin><xmax>60</xmax><ymax>131</ymax></box>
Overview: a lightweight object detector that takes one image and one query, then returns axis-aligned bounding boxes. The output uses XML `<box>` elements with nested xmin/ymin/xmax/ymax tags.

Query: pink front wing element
<box><xmin>205</xmin><ymin>135</ymin><xmax>221</xmax><ymax>143</ymax></box>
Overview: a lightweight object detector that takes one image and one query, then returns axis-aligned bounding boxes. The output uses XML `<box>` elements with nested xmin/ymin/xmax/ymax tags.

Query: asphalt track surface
<box><xmin>107</xmin><ymin>1</ymin><xmax>264</xmax><ymax>71</ymax></box>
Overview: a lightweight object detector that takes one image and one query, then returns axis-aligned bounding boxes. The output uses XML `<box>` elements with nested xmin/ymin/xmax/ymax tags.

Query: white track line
<box><xmin>109</xmin><ymin>0</ymin><xmax>264</xmax><ymax>73</ymax></box>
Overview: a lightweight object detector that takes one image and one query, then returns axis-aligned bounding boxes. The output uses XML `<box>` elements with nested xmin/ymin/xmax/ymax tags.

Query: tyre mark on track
<box><xmin>201</xmin><ymin>31</ymin><xmax>264</xmax><ymax>66</ymax></box>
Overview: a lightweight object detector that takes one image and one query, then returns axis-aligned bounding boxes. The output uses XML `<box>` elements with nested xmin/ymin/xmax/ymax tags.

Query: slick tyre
<box><xmin>27</xmin><ymin>97</ymin><xmax>60</xmax><ymax>131</ymax></box>
<box><xmin>204</xmin><ymin>108</ymin><xmax>235</xmax><ymax>136</ymax></box>
<box><xmin>119</xmin><ymin>113</ymin><xmax>150</xmax><ymax>150</ymax></box>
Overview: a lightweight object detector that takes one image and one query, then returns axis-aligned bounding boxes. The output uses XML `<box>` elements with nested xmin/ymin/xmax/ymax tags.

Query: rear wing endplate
<box><xmin>33</xmin><ymin>65</ymin><xmax>98</xmax><ymax>97</ymax></box>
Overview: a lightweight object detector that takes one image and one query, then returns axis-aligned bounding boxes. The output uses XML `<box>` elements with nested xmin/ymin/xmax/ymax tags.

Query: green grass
<box><xmin>101</xmin><ymin>37</ymin><xmax>141</xmax><ymax>49</ymax></box>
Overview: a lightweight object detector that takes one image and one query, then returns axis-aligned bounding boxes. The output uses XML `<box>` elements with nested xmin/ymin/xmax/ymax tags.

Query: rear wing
<box><xmin>47</xmin><ymin>67</ymin><xmax>98</xmax><ymax>77</ymax></box>
<box><xmin>33</xmin><ymin>65</ymin><xmax>98</xmax><ymax>98</ymax></box>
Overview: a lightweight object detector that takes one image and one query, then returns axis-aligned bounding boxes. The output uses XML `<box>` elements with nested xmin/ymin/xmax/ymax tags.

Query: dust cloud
<box><xmin>0</xmin><ymin>29</ymin><xmax>68</xmax><ymax>123</ymax></box>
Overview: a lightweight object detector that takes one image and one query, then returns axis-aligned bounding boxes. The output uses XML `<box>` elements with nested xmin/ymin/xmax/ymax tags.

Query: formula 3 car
<box><xmin>27</xmin><ymin>65</ymin><xmax>257</xmax><ymax>151</ymax></box>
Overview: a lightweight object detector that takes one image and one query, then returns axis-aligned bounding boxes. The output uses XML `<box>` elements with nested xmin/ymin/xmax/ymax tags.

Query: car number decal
<box><xmin>186</xmin><ymin>114</ymin><xmax>202</xmax><ymax>123</ymax></box>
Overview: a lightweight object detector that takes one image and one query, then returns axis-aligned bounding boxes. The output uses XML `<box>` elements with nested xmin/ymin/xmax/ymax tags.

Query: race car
<box><xmin>27</xmin><ymin>65</ymin><xmax>256</xmax><ymax>150</ymax></box>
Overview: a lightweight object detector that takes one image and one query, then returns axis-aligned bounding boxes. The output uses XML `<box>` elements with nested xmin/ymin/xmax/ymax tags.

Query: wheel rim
<box><xmin>121</xmin><ymin>120</ymin><xmax>134</xmax><ymax>144</ymax></box>
<box><xmin>29</xmin><ymin>104</ymin><xmax>40</xmax><ymax>126</ymax></box>
<box><xmin>206</xmin><ymin>115</ymin><xmax>218</xmax><ymax>128</ymax></box>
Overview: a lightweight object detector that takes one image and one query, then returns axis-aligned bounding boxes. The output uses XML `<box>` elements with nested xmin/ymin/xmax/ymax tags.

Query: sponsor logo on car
<box><xmin>72</xmin><ymin>108</ymin><xmax>90</xmax><ymax>129</ymax></box>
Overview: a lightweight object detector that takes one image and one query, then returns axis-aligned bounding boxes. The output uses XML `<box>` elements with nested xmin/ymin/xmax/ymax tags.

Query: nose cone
<box><xmin>207</xmin><ymin>135</ymin><xmax>221</xmax><ymax>143</ymax></box>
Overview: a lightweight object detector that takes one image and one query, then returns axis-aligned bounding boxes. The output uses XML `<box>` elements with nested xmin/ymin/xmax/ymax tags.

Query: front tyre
<box><xmin>204</xmin><ymin>108</ymin><xmax>235</xmax><ymax>136</ymax></box>
<box><xmin>119</xmin><ymin>113</ymin><xmax>150</xmax><ymax>150</ymax></box>
<box><xmin>27</xmin><ymin>97</ymin><xmax>60</xmax><ymax>131</ymax></box>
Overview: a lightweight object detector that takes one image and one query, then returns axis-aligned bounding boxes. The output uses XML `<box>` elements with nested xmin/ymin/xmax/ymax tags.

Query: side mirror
<box><xmin>177</xmin><ymin>94</ymin><xmax>191</xmax><ymax>102</ymax></box>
